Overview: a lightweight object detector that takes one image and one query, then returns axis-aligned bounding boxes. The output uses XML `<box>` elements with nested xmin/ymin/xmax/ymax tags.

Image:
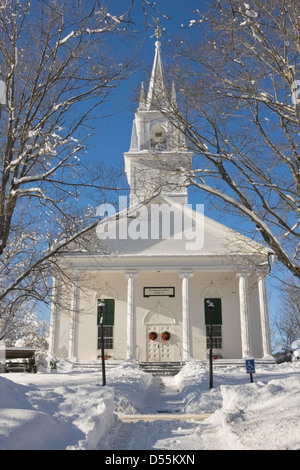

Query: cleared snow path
<box><xmin>99</xmin><ymin>375</ymin><xmax>210</xmax><ymax>451</ymax></box>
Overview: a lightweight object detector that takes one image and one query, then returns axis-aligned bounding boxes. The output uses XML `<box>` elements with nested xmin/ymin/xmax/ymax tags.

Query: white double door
<box><xmin>146</xmin><ymin>325</ymin><xmax>173</xmax><ymax>362</ymax></box>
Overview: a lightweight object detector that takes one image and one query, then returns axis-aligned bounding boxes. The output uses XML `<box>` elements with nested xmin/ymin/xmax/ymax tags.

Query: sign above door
<box><xmin>143</xmin><ymin>287</ymin><xmax>175</xmax><ymax>298</ymax></box>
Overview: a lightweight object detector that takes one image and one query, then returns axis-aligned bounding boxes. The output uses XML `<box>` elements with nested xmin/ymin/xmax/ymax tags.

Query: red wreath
<box><xmin>161</xmin><ymin>331</ymin><xmax>171</xmax><ymax>342</ymax></box>
<box><xmin>149</xmin><ymin>331</ymin><xmax>158</xmax><ymax>341</ymax></box>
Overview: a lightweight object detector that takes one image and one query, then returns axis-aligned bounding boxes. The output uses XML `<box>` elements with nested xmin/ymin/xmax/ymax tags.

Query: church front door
<box><xmin>146</xmin><ymin>325</ymin><xmax>173</xmax><ymax>362</ymax></box>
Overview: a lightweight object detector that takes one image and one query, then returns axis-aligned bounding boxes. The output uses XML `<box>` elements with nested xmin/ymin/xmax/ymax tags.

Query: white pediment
<box><xmin>62</xmin><ymin>195</ymin><xmax>270</xmax><ymax>273</ymax></box>
<box><xmin>91</xmin><ymin>195</ymin><xmax>268</xmax><ymax>258</ymax></box>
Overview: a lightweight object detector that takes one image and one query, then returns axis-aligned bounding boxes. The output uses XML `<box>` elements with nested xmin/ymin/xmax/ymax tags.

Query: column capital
<box><xmin>125</xmin><ymin>271</ymin><xmax>139</xmax><ymax>279</ymax></box>
<box><xmin>236</xmin><ymin>270</ymin><xmax>251</xmax><ymax>278</ymax></box>
<box><xmin>67</xmin><ymin>269</ymin><xmax>81</xmax><ymax>281</ymax></box>
<box><xmin>180</xmin><ymin>270</ymin><xmax>194</xmax><ymax>279</ymax></box>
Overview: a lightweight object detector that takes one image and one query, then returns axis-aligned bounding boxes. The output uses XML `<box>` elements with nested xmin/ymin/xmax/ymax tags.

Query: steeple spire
<box><xmin>146</xmin><ymin>28</ymin><xmax>168</xmax><ymax>110</ymax></box>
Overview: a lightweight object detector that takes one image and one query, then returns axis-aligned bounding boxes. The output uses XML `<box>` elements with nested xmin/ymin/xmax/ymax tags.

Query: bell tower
<box><xmin>124</xmin><ymin>35</ymin><xmax>193</xmax><ymax>206</ymax></box>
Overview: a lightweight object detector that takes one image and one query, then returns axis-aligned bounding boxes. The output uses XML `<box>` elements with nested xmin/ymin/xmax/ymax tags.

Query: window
<box><xmin>204</xmin><ymin>298</ymin><xmax>222</xmax><ymax>350</ymax></box>
<box><xmin>97</xmin><ymin>299</ymin><xmax>115</xmax><ymax>350</ymax></box>
<box><xmin>206</xmin><ymin>325</ymin><xmax>222</xmax><ymax>349</ymax></box>
<box><xmin>98</xmin><ymin>326</ymin><xmax>114</xmax><ymax>350</ymax></box>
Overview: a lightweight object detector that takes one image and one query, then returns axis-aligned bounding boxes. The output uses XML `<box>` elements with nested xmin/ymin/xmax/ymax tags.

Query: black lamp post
<box><xmin>207</xmin><ymin>300</ymin><xmax>214</xmax><ymax>389</ymax></box>
<box><xmin>98</xmin><ymin>299</ymin><xmax>106</xmax><ymax>386</ymax></box>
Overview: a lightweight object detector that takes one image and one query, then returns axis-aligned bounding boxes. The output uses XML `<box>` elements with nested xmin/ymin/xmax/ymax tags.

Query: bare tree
<box><xmin>0</xmin><ymin>0</ymin><xmax>141</xmax><ymax>337</ymax></box>
<box><xmin>160</xmin><ymin>0</ymin><xmax>300</xmax><ymax>279</ymax></box>
<box><xmin>272</xmin><ymin>278</ymin><xmax>300</xmax><ymax>352</ymax></box>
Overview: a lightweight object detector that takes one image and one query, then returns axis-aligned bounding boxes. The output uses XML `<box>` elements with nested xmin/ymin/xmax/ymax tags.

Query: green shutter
<box><xmin>204</xmin><ymin>298</ymin><xmax>222</xmax><ymax>325</ymax></box>
<box><xmin>97</xmin><ymin>299</ymin><xmax>115</xmax><ymax>325</ymax></box>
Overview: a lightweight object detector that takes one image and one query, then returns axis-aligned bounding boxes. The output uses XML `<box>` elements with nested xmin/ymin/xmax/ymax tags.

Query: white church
<box><xmin>49</xmin><ymin>38</ymin><xmax>273</xmax><ymax>367</ymax></box>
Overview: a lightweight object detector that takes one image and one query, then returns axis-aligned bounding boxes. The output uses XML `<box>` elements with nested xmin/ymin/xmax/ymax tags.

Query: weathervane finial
<box><xmin>152</xmin><ymin>17</ymin><xmax>162</xmax><ymax>39</ymax></box>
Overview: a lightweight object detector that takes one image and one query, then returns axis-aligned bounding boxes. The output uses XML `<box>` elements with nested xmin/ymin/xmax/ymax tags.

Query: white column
<box><xmin>180</xmin><ymin>270</ymin><xmax>194</xmax><ymax>361</ymax></box>
<box><xmin>237</xmin><ymin>272</ymin><xmax>252</xmax><ymax>358</ymax></box>
<box><xmin>49</xmin><ymin>276</ymin><xmax>58</xmax><ymax>357</ymax></box>
<box><xmin>258</xmin><ymin>276</ymin><xmax>272</xmax><ymax>357</ymax></box>
<box><xmin>126</xmin><ymin>271</ymin><xmax>138</xmax><ymax>360</ymax></box>
<box><xmin>69</xmin><ymin>276</ymin><xmax>80</xmax><ymax>358</ymax></box>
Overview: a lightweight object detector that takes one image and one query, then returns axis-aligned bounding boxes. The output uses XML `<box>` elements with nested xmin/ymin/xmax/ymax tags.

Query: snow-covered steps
<box><xmin>72</xmin><ymin>357</ymin><xmax>276</xmax><ymax>373</ymax></box>
<box><xmin>117</xmin><ymin>413</ymin><xmax>211</xmax><ymax>422</ymax></box>
<box><xmin>139</xmin><ymin>362</ymin><xmax>183</xmax><ymax>376</ymax></box>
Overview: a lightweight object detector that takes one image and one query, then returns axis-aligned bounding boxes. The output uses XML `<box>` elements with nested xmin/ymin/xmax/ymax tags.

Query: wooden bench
<box><xmin>4</xmin><ymin>347</ymin><xmax>36</xmax><ymax>373</ymax></box>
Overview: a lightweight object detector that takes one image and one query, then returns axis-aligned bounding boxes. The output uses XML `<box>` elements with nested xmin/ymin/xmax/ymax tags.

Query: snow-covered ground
<box><xmin>0</xmin><ymin>359</ymin><xmax>299</xmax><ymax>450</ymax></box>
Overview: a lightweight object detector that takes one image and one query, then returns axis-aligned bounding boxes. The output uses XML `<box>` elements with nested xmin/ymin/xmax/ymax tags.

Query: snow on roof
<box><xmin>61</xmin><ymin>195</ymin><xmax>271</xmax><ymax>267</ymax></box>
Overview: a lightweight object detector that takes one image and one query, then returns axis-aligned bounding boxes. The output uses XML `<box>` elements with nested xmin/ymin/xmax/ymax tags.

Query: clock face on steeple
<box><xmin>150</xmin><ymin>125</ymin><xmax>167</xmax><ymax>150</ymax></box>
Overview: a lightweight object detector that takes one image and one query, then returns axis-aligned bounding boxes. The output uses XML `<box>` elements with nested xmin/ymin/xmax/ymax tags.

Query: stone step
<box><xmin>73</xmin><ymin>360</ymin><xmax>183</xmax><ymax>376</ymax></box>
<box><xmin>72</xmin><ymin>358</ymin><xmax>275</xmax><ymax>373</ymax></box>
<box><xmin>139</xmin><ymin>362</ymin><xmax>183</xmax><ymax>376</ymax></box>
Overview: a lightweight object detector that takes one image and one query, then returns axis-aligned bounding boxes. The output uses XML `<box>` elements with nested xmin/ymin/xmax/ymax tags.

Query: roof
<box><xmin>62</xmin><ymin>195</ymin><xmax>270</xmax><ymax>269</ymax></box>
<box><xmin>5</xmin><ymin>347</ymin><xmax>36</xmax><ymax>359</ymax></box>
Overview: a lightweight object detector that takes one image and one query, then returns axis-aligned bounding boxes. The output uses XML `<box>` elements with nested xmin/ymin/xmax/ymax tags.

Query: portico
<box><xmin>49</xmin><ymin>254</ymin><xmax>272</xmax><ymax>363</ymax></box>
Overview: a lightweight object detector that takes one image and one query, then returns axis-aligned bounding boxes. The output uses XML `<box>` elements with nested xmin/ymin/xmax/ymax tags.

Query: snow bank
<box><xmin>0</xmin><ymin>376</ymin><xmax>84</xmax><ymax>450</ymax></box>
<box><xmin>66</xmin><ymin>387</ymin><xmax>116</xmax><ymax>450</ymax></box>
<box><xmin>108</xmin><ymin>360</ymin><xmax>153</xmax><ymax>413</ymax></box>
<box><xmin>0</xmin><ymin>408</ymin><xmax>82</xmax><ymax>450</ymax></box>
<box><xmin>175</xmin><ymin>361</ymin><xmax>300</xmax><ymax>450</ymax></box>
<box><xmin>0</xmin><ymin>365</ymin><xmax>116</xmax><ymax>450</ymax></box>
<box><xmin>214</xmin><ymin>375</ymin><xmax>300</xmax><ymax>450</ymax></box>
<box><xmin>175</xmin><ymin>360</ymin><xmax>223</xmax><ymax>413</ymax></box>
<box><xmin>0</xmin><ymin>359</ymin><xmax>153</xmax><ymax>450</ymax></box>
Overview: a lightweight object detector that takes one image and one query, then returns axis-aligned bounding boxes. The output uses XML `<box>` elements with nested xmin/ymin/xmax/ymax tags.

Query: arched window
<box><xmin>150</xmin><ymin>125</ymin><xmax>167</xmax><ymax>150</ymax></box>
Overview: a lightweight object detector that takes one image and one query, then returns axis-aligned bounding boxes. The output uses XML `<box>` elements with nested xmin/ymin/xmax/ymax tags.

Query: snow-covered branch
<box><xmin>162</xmin><ymin>0</ymin><xmax>300</xmax><ymax>280</ymax></box>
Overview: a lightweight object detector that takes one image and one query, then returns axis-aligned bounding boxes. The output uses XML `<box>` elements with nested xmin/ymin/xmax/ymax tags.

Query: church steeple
<box><xmin>146</xmin><ymin>39</ymin><xmax>169</xmax><ymax>111</ymax></box>
<box><xmin>124</xmin><ymin>36</ymin><xmax>193</xmax><ymax>206</ymax></box>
